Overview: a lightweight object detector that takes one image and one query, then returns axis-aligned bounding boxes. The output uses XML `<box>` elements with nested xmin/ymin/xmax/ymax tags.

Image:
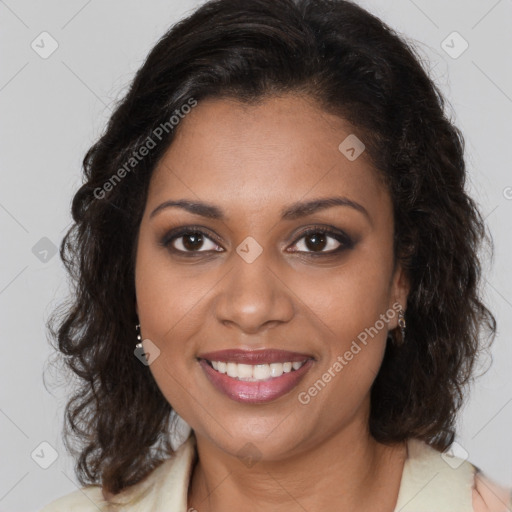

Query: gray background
<box><xmin>0</xmin><ymin>1</ymin><xmax>511</xmax><ymax>510</ymax></box>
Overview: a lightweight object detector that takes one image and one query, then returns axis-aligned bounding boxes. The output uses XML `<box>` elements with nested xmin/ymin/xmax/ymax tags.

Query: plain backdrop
<box><xmin>0</xmin><ymin>1</ymin><xmax>511</xmax><ymax>510</ymax></box>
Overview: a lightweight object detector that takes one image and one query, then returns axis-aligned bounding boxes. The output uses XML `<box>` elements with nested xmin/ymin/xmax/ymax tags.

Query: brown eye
<box><xmin>162</xmin><ymin>228</ymin><xmax>223</xmax><ymax>254</ymax></box>
<box><xmin>294</xmin><ymin>232</ymin><xmax>340</xmax><ymax>252</ymax></box>
<box><xmin>289</xmin><ymin>226</ymin><xmax>354</xmax><ymax>255</ymax></box>
<box><xmin>179</xmin><ymin>232</ymin><xmax>206</xmax><ymax>251</ymax></box>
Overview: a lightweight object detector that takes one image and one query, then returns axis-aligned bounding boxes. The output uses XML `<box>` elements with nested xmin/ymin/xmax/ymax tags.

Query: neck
<box><xmin>187</xmin><ymin>416</ymin><xmax>407</xmax><ymax>512</ymax></box>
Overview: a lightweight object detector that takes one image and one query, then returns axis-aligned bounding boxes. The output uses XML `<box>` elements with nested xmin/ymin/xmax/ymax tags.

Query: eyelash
<box><xmin>160</xmin><ymin>224</ymin><xmax>354</xmax><ymax>258</ymax></box>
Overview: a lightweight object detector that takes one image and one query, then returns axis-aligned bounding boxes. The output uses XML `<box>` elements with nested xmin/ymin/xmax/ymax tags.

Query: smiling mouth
<box><xmin>198</xmin><ymin>356</ymin><xmax>315</xmax><ymax>404</ymax></box>
<box><xmin>196</xmin><ymin>348</ymin><xmax>315</xmax><ymax>403</ymax></box>
<box><xmin>200</xmin><ymin>358</ymin><xmax>309</xmax><ymax>382</ymax></box>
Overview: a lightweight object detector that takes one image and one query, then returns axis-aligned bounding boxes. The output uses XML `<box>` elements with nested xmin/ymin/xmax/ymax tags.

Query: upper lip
<box><xmin>197</xmin><ymin>348</ymin><xmax>314</xmax><ymax>364</ymax></box>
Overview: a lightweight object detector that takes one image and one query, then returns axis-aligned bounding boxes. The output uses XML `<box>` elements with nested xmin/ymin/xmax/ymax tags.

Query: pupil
<box><xmin>183</xmin><ymin>232</ymin><xmax>203</xmax><ymax>251</ymax></box>
<box><xmin>305</xmin><ymin>232</ymin><xmax>326</xmax><ymax>252</ymax></box>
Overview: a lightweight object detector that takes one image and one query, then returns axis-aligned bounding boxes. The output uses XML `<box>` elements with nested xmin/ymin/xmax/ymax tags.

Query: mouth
<box><xmin>197</xmin><ymin>349</ymin><xmax>315</xmax><ymax>404</ymax></box>
<box><xmin>200</xmin><ymin>358</ymin><xmax>309</xmax><ymax>381</ymax></box>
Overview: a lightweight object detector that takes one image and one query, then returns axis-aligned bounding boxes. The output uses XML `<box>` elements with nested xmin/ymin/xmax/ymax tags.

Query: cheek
<box><xmin>136</xmin><ymin>225</ymin><xmax>197</xmax><ymax>333</ymax></box>
<box><xmin>291</xmin><ymin>243</ymin><xmax>394</xmax><ymax>401</ymax></box>
<box><xmin>135</xmin><ymin>241</ymin><xmax>202</xmax><ymax>414</ymax></box>
<box><xmin>293</xmin><ymin>266</ymin><xmax>393</xmax><ymax>424</ymax></box>
<box><xmin>296</xmin><ymin>248</ymin><xmax>394</xmax><ymax>342</ymax></box>
<box><xmin>134</xmin><ymin>229</ymin><xmax>203</xmax><ymax>376</ymax></box>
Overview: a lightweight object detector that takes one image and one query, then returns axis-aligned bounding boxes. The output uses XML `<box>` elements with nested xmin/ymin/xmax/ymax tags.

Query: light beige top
<box><xmin>40</xmin><ymin>433</ymin><xmax>512</xmax><ymax>512</ymax></box>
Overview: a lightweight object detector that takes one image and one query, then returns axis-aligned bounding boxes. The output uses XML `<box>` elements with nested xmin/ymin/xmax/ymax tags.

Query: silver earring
<box><xmin>396</xmin><ymin>307</ymin><xmax>407</xmax><ymax>346</ymax></box>
<box><xmin>135</xmin><ymin>323</ymin><xmax>143</xmax><ymax>349</ymax></box>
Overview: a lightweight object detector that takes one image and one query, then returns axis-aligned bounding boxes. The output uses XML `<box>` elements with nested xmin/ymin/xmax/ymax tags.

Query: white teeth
<box><xmin>207</xmin><ymin>360</ymin><xmax>308</xmax><ymax>381</ymax></box>
<box><xmin>237</xmin><ymin>363</ymin><xmax>253</xmax><ymax>379</ymax></box>
<box><xmin>270</xmin><ymin>363</ymin><xmax>283</xmax><ymax>377</ymax></box>
<box><xmin>253</xmin><ymin>364</ymin><xmax>271</xmax><ymax>380</ymax></box>
<box><xmin>226</xmin><ymin>362</ymin><xmax>238</xmax><ymax>378</ymax></box>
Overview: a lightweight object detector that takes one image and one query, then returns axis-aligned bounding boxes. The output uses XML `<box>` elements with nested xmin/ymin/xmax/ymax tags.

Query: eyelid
<box><xmin>160</xmin><ymin>223</ymin><xmax>354</xmax><ymax>256</ymax></box>
<box><xmin>287</xmin><ymin>225</ymin><xmax>354</xmax><ymax>252</ymax></box>
<box><xmin>159</xmin><ymin>225</ymin><xmax>225</xmax><ymax>254</ymax></box>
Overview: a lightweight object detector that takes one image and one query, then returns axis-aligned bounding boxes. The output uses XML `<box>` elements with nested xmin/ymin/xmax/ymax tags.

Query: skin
<box><xmin>134</xmin><ymin>94</ymin><xmax>410</xmax><ymax>512</ymax></box>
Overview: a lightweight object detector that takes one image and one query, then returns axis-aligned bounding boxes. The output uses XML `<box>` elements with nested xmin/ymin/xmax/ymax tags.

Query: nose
<box><xmin>213</xmin><ymin>249</ymin><xmax>295</xmax><ymax>335</ymax></box>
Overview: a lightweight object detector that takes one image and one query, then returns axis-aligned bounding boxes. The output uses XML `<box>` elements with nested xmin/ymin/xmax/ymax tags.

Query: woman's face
<box><xmin>135</xmin><ymin>94</ymin><xmax>408</xmax><ymax>458</ymax></box>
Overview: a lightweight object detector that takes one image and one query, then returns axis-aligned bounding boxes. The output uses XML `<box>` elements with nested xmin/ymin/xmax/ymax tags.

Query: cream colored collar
<box><xmin>43</xmin><ymin>433</ymin><xmax>478</xmax><ymax>511</ymax></box>
<box><xmin>107</xmin><ymin>433</ymin><xmax>476</xmax><ymax>512</ymax></box>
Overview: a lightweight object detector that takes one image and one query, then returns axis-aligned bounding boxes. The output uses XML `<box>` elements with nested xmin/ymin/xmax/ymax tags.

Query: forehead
<box><xmin>147</xmin><ymin>94</ymin><xmax>389</xmax><ymax>221</ymax></box>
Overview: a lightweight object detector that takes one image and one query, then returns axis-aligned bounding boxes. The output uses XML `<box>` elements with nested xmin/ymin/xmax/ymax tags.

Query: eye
<box><xmin>288</xmin><ymin>226</ymin><xmax>354</xmax><ymax>255</ymax></box>
<box><xmin>160</xmin><ymin>225</ymin><xmax>354</xmax><ymax>257</ymax></box>
<box><xmin>161</xmin><ymin>227</ymin><xmax>223</xmax><ymax>254</ymax></box>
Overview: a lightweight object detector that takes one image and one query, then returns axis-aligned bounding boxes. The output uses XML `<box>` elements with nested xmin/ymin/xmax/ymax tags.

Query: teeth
<box><xmin>226</xmin><ymin>362</ymin><xmax>238</xmax><ymax>378</ymax></box>
<box><xmin>254</xmin><ymin>364</ymin><xmax>271</xmax><ymax>380</ymax></box>
<box><xmin>270</xmin><ymin>363</ymin><xmax>283</xmax><ymax>377</ymax></box>
<box><xmin>238</xmin><ymin>363</ymin><xmax>253</xmax><ymax>379</ymax></box>
<box><xmin>207</xmin><ymin>360</ymin><xmax>308</xmax><ymax>381</ymax></box>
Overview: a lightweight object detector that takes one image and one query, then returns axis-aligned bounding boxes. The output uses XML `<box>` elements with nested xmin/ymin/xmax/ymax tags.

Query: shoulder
<box><xmin>472</xmin><ymin>470</ymin><xmax>512</xmax><ymax>512</ymax></box>
<box><xmin>395</xmin><ymin>438</ymin><xmax>511</xmax><ymax>512</ymax></box>
<box><xmin>39</xmin><ymin>433</ymin><xmax>197</xmax><ymax>512</ymax></box>
<box><xmin>39</xmin><ymin>485</ymin><xmax>107</xmax><ymax>512</ymax></box>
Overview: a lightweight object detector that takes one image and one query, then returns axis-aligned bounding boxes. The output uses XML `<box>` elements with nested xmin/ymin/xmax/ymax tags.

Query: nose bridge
<box><xmin>214</xmin><ymin>239</ymin><xmax>294</xmax><ymax>332</ymax></box>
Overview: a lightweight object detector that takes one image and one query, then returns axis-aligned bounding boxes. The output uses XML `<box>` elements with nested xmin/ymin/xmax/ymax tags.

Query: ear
<box><xmin>388</xmin><ymin>262</ymin><xmax>410</xmax><ymax>330</ymax></box>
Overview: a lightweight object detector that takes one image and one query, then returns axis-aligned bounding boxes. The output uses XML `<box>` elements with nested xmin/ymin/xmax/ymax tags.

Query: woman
<box><xmin>41</xmin><ymin>0</ymin><xmax>511</xmax><ymax>511</ymax></box>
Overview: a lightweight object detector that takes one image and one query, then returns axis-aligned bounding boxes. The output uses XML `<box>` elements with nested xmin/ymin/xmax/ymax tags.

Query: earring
<box><xmin>395</xmin><ymin>307</ymin><xmax>407</xmax><ymax>346</ymax></box>
<box><xmin>135</xmin><ymin>323</ymin><xmax>143</xmax><ymax>349</ymax></box>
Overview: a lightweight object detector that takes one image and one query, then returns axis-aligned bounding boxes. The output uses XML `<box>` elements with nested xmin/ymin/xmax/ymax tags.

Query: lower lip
<box><xmin>198</xmin><ymin>359</ymin><xmax>314</xmax><ymax>404</ymax></box>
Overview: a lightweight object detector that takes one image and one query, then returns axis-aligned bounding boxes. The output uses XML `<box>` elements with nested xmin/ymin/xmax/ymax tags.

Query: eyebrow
<box><xmin>149</xmin><ymin>196</ymin><xmax>370</xmax><ymax>222</ymax></box>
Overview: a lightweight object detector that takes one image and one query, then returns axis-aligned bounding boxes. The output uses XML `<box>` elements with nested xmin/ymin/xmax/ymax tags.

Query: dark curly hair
<box><xmin>45</xmin><ymin>0</ymin><xmax>496</xmax><ymax>497</ymax></box>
